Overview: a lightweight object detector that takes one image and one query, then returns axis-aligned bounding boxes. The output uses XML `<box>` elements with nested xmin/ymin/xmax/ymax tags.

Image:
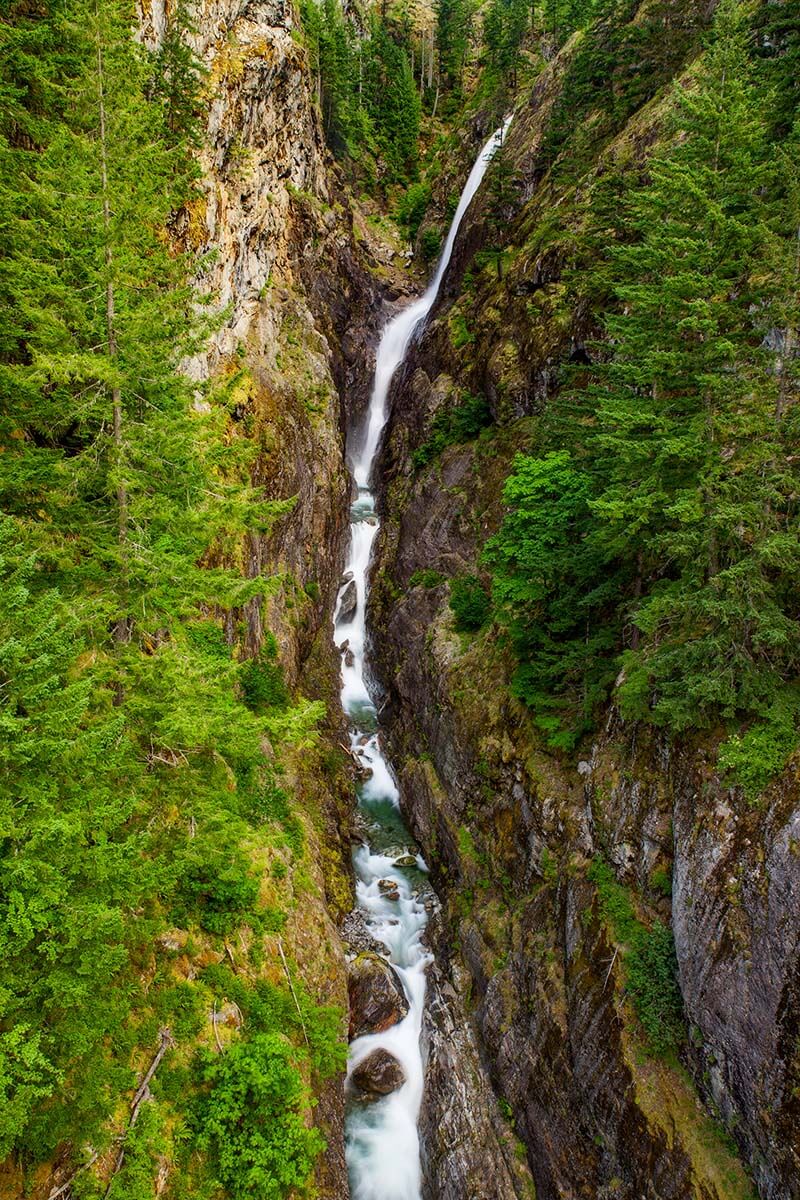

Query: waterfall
<box><xmin>335</xmin><ymin>118</ymin><xmax>512</xmax><ymax>1200</ymax></box>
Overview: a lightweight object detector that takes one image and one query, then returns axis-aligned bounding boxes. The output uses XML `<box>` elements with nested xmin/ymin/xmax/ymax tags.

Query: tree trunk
<box><xmin>776</xmin><ymin>224</ymin><xmax>799</xmax><ymax>422</ymax></box>
<box><xmin>96</xmin><ymin>7</ymin><xmax>129</xmax><ymax>648</ymax></box>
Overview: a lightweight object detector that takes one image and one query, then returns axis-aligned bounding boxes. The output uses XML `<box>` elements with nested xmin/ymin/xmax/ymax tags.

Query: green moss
<box><xmin>410</xmin><ymin>568</ymin><xmax>445</xmax><ymax>588</ymax></box>
<box><xmin>240</xmin><ymin>636</ymin><xmax>289</xmax><ymax>710</ymax></box>
<box><xmin>540</xmin><ymin>847</ymin><xmax>558</xmax><ymax>886</ymax></box>
<box><xmin>449</xmin><ymin>311</ymin><xmax>474</xmax><ymax>349</ymax></box>
<box><xmin>588</xmin><ymin>859</ymin><xmax>684</xmax><ymax>1057</ymax></box>
<box><xmin>449</xmin><ymin>575</ymin><xmax>491</xmax><ymax>633</ymax></box>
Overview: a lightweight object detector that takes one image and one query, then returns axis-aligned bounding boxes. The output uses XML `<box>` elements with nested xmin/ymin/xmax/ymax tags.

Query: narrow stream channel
<box><xmin>334</xmin><ymin>119</ymin><xmax>512</xmax><ymax>1200</ymax></box>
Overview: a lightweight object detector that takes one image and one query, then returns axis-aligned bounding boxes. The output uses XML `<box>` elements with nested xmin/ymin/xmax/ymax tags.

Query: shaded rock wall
<box><xmin>367</xmin><ymin>22</ymin><xmax>800</xmax><ymax>1200</ymax></box>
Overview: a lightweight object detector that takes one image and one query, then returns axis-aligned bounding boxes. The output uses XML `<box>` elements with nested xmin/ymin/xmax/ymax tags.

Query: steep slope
<box><xmin>137</xmin><ymin>3</ymin><xmax>387</xmax><ymax>1195</ymax></box>
<box><xmin>0</xmin><ymin>1</ymin><xmax>387</xmax><ymax>1196</ymax></box>
<box><xmin>369</xmin><ymin>5</ymin><xmax>799</xmax><ymax>1199</ymax></box>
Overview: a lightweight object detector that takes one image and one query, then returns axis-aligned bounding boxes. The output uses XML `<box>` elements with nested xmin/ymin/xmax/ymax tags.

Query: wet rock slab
<box><xmin>340</xmin><ymin>909</ymin><xmax>389</xmax><ymax>957</ymax></box>
<box><xmin>338</xmin><ymin>578</ymin><xmax>357</xmax><ymax>620</ymax></box>
<box><xmin>350</xmin><ymin>1048</ymin><xmax>406</xmax><ymax>1098</ymax></box>
<box><xmin>347</xmin><ymin>951</ymin><xmax>409</xmax><ymax>1040</ymax></box>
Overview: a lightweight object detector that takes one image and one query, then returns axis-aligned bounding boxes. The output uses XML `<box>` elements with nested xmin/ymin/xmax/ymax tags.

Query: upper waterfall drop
<box><xmin>354</xmin><ymin>116</ymin><xmax>513</xmax><ymax>488</ymax></box>
<box><xmin>337</xmin><ymin>117</ymin><xmax>512</xmax><ymax>1200</ymax></box>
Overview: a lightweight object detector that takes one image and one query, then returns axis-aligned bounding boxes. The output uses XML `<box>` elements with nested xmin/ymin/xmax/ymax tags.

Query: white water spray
<box><xmin>335</xmin><ymin>118</ymin><xmax>512</xmax><ymax>1200</ymax></box>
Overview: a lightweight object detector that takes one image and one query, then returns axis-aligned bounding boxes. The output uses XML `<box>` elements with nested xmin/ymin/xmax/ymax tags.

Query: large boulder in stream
<box><xmin>338</xmin><ymin>579</ymin><xmax>357</xmax><ymax>621</ymax></box>
<box><xmin>350</xmin><ymin>1048</ymin><xmax>406</xmax><ymax>1099</ymax></box>
<box><xmin>347</xmin><ymin>952</ymin><xmax>409</xmax><ymax>1040</ymax></box>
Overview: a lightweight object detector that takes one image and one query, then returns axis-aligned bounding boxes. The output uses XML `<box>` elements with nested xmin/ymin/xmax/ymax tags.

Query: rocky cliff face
<box><xmin>136</xmin><ymin>3</ymin><xmax>389</xmax><ymax>1193</ymax></box>
<box><xmin>368</xmin><ymin>31</ymin><xmax>800</xmax><ymax>1200</ymax></box>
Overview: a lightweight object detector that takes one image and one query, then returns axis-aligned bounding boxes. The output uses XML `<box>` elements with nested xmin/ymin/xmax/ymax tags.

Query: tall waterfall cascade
<box><xmin>334</xmin><ymin>119</ymin><xmax>512</xmax><ymax>1200</ymax></box>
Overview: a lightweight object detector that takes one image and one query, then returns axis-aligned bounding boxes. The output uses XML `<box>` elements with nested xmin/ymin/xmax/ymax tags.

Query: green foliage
<box><xmin>718</xmin><ymin>689</ymin><xmax>800</xmax><ymax>803</ymax></box>
<box><xmin>488</xmin><ymin>1</ymin><xmax>800</xmax><ymax>782</ymax></box>
<box><xmin>0</xmin><ymin>1027</ymin><xmax>60</xmax><ymax>1160</ymax></box>
<box><xmin>0</xmin><ymin>0</ymin><xmax>330</xmax><ymax>1180</ymax></box>
<box><xmin>396</xmin><ymin>181</ymin><xmax>431</xmax><ymax>240</ymax></box>
<box><xmin>412</xmin><ymin>394</ymin><xmax>493</xmax><ymax>469</ymax></box>
<box><xmin>107</xmin><ymin>1103</ymin><xmax>168</xmax><ymax>1200</ymax></box>
<box><xmin>450</xmin><ymin>312</ymin><xmax>474</xmax><ymax>349</ymax></box>
<box><xmin>626</xmin><ymin>922</ymin><xmax>685</xmax><ymax>1058</ymax></box>
<box><xmin>589</xmin><ymin>861</ymin><xmax>684</xmax><ymax>1057</ymax></box>
<box><xmin>195</xmin><ymin>1034</ymin><xmax>325</xmax><ymax>1200</ymax></box>
<box><xmin>420</xmin><ymin>227</ymin><xmax>443</xmax><ymax>263</ymax></box>
<box><xmin>240</xmin><ymin>639</ymin><xmax>289</xmax><ymax>711</ymax></box>
<box><xmin>436</xmin><ymin>0</ymin><xmax>472</xmax><ymax>93</ymax></box>
<box><xmin>178</xmin><ymin>850</ymin><xmax>261</xmax><ymax>936</ymax></box>
<box><xmin>300</xmin><ymin>0</ymin><xmax>420</xmax><ymax>185</ymax></box>
<box><xmin>753</xmin><ymin>0</ymin><xmax>800</xmax><ymax>138</ymax></box>
<box><xmin>200</xmin><ymin>965</ymin><xmax>346</xmax><ymax>1082</ymax></box>
<box><xmin>149</xmin><ymin>0</ymin><xmax>205</xmax><ymax>146</ymax></box>
<box><xmin>541</xmin><ymin>0</ymin><xmax>707</xmax><ymax>182</ymax></box>
<box><xmin>540</xmin><ymin>847</ymin><xmax>558</xmax><ymax>886</ymax></box>
<box><xmin>483</xmin><ymin>138</ymin><xmax>518</xmax><ymax>275</ymax></box>
<box><xmin>449</xmin><ymin>576</ymin><xmax>491</xmax><ymax>632</ymax></box>
<box><xmin>650</xmin><ymin>867</ymin><xmax>672</xmax><ymax>899</ymax></box>
<box><xmin>483</xmin><ymin>0</ymin><xmax>529</xmax><ymax>87</ymax></box>
<box><xmin>410</xmin><ymin>568</ymin><xmax>445</xmax><ymax>588</ymax></box>
<box><xmin>363</xmin><ymin>17</ymin><xmax>421</xmax><ymax>183</ymax></box>
<box><xmin>485</xmin><ymin>452</ymin><xmax>622</xmax><ymax>747</ymax></box>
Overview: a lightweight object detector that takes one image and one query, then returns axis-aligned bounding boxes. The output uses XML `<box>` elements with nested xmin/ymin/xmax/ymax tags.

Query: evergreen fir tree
<box><xmin>582</xmin><ymin>0</ymin><xmax>799</xmax><ymax>729</ymax></box>
<box><xmin>436</xmin><ymin>0</ymin><xmax>470</xmax><ymax>92</ymax></box>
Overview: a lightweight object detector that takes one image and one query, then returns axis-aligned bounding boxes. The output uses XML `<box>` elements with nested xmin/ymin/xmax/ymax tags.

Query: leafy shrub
<box><xmin>187</xmin><ymin>621</ymin><xmax>233</xmax><ymax>659</ymax></box>
<box><xmin>449</xmin><ymin>575</ymin><xmax>490</xmax><ymax>632</ymax></box>
<box><xmin>0</xmin><ymin>1027</ymin><xmax>60</xmax><ymax>1159</ymax></box>
<box><xmin>420</xmin><ymin>227</ymin><xmax>442</xmax><ymax>262</ymax></box>
<box><xmin>588</xmin><ymin>860</ymin><xmax>684</xmax><ymax>1057</ymax></box>
<box><xmin>107</xmin><ymin>1103</ymin><xmax>168</xmax><ymax>1200</ymax></box>
<box><xmin>412</xmin><ymin>393</ymin><xmax>493</xmax><ymax>470</ymax></box>
<box><xmin>258</xmin><ymin>782</ymin><xmax>305</xmax><ymax>855</ymax></box>
<box><xmin>409</xmin><ymin>569</ymin><xmax>445</xmax><ymax>588</ymax></box>
<box><xmin>196</xmin><ymin>1033</ymin><xmax>324</xmax><ymax>1200</ymax></box>
<box><xmin>650</xmin><ymin>867</ymin><xmax>672</xmax><ymax>898</ymax></box>
<box><xmin>718</xmin><ymin>688</ymin><xmax>800</xmax><ymax>802</ymax></box>
<box><xmin>240</xmin><ymin>637</ymin><xmax>289</xmax><ymax>710</ymax></box>
<box><xmin>626</xmin><ymin>921</ymin><xmax>685</xmax><ymax>1057</ymax></box>
<box><xmin>178</xmin><ymin>833</ymin><xmax>261</xmax><ymax>935</ymax></box>
<box><xmin>155</xmin><ymin>983</ymin><xmax>207</xmax><ymax>1042</ymax></box>
<box><xmin>449</xmin><ymin>312</ymin><xmax>474</xmax><ymax>349</ymax></box>
<box><xmin>200</xmin><ymin>967</ymin><xmax>346</xmax><ymax>1081</ymax></box>
<box><xmin>396</xmin><ymin>181</ymin><xmax>431</xmax><ymax>239</ymax></box>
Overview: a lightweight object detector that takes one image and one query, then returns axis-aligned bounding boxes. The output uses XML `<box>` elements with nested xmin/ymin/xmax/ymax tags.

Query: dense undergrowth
<box><xmin>0</xmin><ymin>1</ymin><xmax>343</xmax><ymax>1195</ymax></box>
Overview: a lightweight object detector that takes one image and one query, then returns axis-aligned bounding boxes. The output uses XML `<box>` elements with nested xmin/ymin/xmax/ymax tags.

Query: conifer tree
<box><xmin>364</xmin><ymin>17</ymin><xmax>421</xmax><ymax>181</ymax></box>
<box><xmin>489</xmin><ymin>0</ymin><xmax>800</xmax><ymax>758</ymax></box>
<box><xmin>484</xmin><ymin>0</ymin><xmax>529</xmax><ymax>87</ymax></box>
<box><xmin>0</xmin><ymin>0</ymin><xmax>308</xmax><ymax>1165</ymax></box>
<box><xmin>436</xmin><ymin>0</ymin><xmax>470</xmax><ymax>92</ymax></box>
<box><xmin>581</xmin><ymin>0</ymin><xmax>800</xmax><ymax>729</ymax></box>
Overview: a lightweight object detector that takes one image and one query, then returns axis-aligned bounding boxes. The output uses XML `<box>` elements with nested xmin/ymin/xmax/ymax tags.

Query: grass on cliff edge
<box><xmin>590</xmin><ymin>859</ymin><xmax>757</xmax><ymax>1200</ymax></box>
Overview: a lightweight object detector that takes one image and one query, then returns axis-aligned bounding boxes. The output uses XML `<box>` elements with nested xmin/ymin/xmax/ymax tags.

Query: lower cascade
<box><xmin>334</xmin><ymin>120</ymin><xmax>511</xmax><ymax>1200</ymax></box>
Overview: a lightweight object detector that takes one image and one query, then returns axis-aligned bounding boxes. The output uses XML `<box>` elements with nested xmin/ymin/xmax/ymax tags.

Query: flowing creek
<box><xmin>334</xmin><ymin>119</ymin><xmax>512</xmax><ymax>1200</ymax></box>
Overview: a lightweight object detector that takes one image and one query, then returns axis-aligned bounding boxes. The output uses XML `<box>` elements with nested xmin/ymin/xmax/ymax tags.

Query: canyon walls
<box><xmin>368</xmin><ymin>23</ymin><xmax>800</xmax><ymax>1200</ymax></box>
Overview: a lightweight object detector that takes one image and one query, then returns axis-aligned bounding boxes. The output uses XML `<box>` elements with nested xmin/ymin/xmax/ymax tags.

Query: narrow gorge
<box><xmin>334</xmin><ymin>121</ymin><xmax>531</xmax><ymax>1200</ymax></box>
<box><xmin>1</xmin><ymin>2</ymin><xmax>799</xmax><ymax>1200</ymax></box>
